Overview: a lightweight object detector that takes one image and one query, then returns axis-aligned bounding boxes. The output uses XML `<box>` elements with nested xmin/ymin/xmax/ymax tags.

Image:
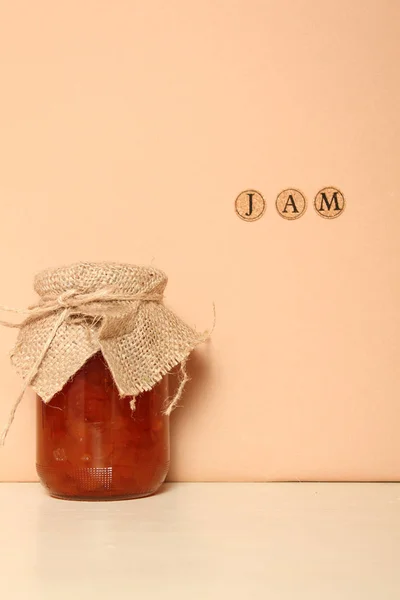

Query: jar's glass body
<box><xmin>36</xmin><ymin>353</ymin><xmax>169</xmax><ymax>500</ymax></box>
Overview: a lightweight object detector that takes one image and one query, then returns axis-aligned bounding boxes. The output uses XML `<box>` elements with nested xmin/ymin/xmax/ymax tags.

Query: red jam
<box><xmin>36</xmin><ymin>353</ymin><xmax>169</xmax><ymax>500</ymax></box>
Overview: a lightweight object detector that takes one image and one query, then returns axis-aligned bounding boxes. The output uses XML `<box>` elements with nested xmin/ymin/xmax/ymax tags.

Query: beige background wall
<box><xmin>0</xmin><ymin>0</ymin><xmax>399</xmax><ymax>481</ymax></box>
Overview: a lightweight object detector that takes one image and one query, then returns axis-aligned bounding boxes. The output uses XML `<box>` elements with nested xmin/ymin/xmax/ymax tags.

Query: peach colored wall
<box><xmin>0</xmin><ymin>1</ymin><xmax>399</xmax><ymax>482</ymax></box>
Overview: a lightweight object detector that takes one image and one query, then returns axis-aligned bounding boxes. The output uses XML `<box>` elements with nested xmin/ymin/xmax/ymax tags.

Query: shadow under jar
<box><xmin>36</xmin><ymin>353</ymin><xmax>170</xmax><ymax>500</ymax></box>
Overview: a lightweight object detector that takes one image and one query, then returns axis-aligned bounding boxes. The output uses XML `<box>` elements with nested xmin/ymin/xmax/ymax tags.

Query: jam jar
<box><xmin>36</xmin><ymin>352</ymin><xmax>169</xmax><ymax>500</ymax></box>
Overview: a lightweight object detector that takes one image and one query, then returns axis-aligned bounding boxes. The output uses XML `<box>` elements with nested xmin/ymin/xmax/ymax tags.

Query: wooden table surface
<box><xmin>1</xmin><ymin>482</ymin><xmax>399</xmax><ymax>598</ymax></box>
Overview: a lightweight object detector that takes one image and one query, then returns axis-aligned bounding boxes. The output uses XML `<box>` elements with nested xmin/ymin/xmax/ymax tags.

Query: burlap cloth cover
<box><xmin>5</xmin><ymin>261</ymin><xmax>205</xmax><ymax>407</ymax></box>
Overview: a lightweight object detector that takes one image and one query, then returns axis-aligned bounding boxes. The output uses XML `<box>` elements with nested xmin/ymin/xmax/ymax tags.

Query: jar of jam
<box><xmin>1</xmin><ymin>262</ymin><xmax>205</xmax><ymax>500</ymax></box>
<box><xmin>36</xmin><ymin>353</ymin><xmax>169</xmax><ymax>500</ymax></box>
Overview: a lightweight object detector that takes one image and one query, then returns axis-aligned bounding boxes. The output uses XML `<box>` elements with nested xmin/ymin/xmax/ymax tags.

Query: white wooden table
<box><xmin>1</xmin><ymin>482</ymin><xmax>399</xmax><ymax>598</ymax></box>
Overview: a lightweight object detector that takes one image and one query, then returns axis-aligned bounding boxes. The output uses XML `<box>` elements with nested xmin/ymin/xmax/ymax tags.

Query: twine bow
<box><xmin>0</xmin><ymin>287</ymin><xmax>171</xmax><ymax>445</ymax></box>
<box><xmin>0</xmin><ymin>287</ymin><xmax>164</xmax><ymax>328</ymax></box>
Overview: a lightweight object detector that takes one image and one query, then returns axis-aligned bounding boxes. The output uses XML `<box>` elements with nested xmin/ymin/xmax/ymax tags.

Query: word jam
<box><xmin>235</xmin><ymin>187</ymin><xmax>345</xmax><ymax>221</ymax></box>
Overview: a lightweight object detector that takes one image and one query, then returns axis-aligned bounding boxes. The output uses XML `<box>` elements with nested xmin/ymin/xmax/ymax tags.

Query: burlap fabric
<box><xmin>9</xmin><ymin>262</ymin><xmax>204</xmax><ymax>402</ymax></box>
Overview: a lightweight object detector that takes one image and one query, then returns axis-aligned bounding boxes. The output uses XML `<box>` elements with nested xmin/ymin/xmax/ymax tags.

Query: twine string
<box><xmin>0</xmin><ymin>285</ymin><xmax>213</xmax><ymax>445</ymax></box>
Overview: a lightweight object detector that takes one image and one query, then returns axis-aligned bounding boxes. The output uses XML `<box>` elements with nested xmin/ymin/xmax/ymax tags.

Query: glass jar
<box><xmin>36</xmin><ymin>352</ymin><xmax>169</xmax><ymax>500</ymax></box>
